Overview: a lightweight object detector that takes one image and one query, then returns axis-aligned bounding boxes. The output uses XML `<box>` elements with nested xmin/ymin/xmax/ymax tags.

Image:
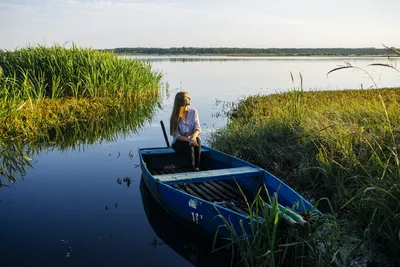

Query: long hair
<box><xmin>170</xmin><ymin>92</ymin><xmax>188</xmax><ymax>136</ymax></box>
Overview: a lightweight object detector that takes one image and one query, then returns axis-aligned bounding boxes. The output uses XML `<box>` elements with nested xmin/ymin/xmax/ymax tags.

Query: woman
<box><xmin>170</xmin><ymin>92</ymin><xmax>201</xmax><ymax>171</ymax></box>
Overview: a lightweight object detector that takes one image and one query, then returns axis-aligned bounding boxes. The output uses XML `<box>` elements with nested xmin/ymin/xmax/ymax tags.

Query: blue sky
<box><xmin>1</xmin><ymin>0</ymin><xmax>399</xmax><ymax>50</ymax></box>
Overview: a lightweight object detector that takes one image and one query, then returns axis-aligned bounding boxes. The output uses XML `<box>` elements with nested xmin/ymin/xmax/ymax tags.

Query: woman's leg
<box><xmin>171</xmin><ymin>140</ymin><xmax>192</xmax><ymax>168</ymax></box>
<box><xmin>193</xmin><ymin>137</ymin><xmax>201</xmax><ymax>170</ymax></box>
<box><xmin>172</xmin><ymin>138</ymin><xmax>201</xmax><ymax>170</ymax></box>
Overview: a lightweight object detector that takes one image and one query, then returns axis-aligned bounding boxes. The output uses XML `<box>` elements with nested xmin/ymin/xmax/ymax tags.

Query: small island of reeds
<box><xmin>0</xmin><ymin>44</ymin><xmax>163</xmax><ymax>184</ymax></box>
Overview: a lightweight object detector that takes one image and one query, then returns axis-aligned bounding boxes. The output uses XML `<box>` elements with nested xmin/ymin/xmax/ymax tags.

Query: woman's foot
<box><xmin>194</xmin><ymin>167</ymin><xmax>200</xmax><ymax>171</ymax></box>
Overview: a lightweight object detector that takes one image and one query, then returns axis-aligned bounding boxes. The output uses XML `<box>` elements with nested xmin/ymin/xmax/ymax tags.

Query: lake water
<box><xmin>1</xmin><ymin>56</ymin><xmax>399</xmax><ymax>267</ymax></box>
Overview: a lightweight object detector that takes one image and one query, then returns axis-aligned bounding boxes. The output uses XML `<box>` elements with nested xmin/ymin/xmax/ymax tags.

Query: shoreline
<box><xmin>119</xmin><ymin>53</ymin><xmax>397</xmax><ymax>57</ymax></box>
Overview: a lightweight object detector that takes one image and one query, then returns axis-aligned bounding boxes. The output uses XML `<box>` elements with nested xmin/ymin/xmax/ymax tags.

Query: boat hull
<box><xmin>139</xmin><ymin>145</ymin><xmax>320</xmax><ymax>238</ymax></box>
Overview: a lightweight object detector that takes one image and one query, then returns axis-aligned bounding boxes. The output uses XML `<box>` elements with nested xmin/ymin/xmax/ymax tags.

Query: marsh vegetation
<box><xmin>0</xmin><ymin>45</ymin><xmax>163</xmax><ymax>186</ymax></box>
<box><xmin>210</xmin><ymin>85</ymin><xmax>400</xmax><ymax>266</ymax></box>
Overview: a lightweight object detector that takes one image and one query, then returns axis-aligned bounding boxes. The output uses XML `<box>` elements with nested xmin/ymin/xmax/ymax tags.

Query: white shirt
<box><xmin>172</xmin><ymin>107</ymin><xmax>201</xmax><ymax>144</ymax></box>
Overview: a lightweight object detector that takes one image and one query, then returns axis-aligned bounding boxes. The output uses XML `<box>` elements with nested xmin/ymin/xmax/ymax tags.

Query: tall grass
<box><xmin>210</xmin><ymin>87</ymin><xmax>400</xmax><ymax>265</ymax></box>
<box><xmin>214</xmin><ymin>184</ymin><xmax>347</xmax><ymax>267</ymax></box>
<box><xmin>0</xmin><ymin>44</ymin><xmax>162</xmax><ymax>100</ymax></box>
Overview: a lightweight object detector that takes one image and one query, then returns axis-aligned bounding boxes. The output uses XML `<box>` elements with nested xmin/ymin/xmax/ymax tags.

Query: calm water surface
<box><xmin>1</xmin><ymin>56</ymin><xmax>399</xmax><ymax>267</ymax></box>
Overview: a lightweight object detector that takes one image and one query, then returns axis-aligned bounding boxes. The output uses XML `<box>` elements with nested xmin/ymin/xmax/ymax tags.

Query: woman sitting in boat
<box><xmin>170</xmin><ymin>92</ymin><xmax>201</xmax><ymax>171</ymax></box>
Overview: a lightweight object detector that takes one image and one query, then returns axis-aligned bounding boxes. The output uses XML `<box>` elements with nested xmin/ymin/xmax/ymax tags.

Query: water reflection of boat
<box><xmin>140</xmin><ymin>177</ymin><xmax>233</xmax><ymax>267</ymax></box>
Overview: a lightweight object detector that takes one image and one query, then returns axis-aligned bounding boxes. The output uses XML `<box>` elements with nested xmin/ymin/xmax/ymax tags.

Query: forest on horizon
<box><xmin>106</xmin><ymin>47</ymin><xmax>399</xmax><ymax>56</ymax></box>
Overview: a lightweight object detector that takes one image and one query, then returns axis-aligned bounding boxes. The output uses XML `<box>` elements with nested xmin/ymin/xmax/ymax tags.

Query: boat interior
<box><xmin>141</xmin><ymin>147</ymin><xmax>265</xmax><ymax>215</ymax></box>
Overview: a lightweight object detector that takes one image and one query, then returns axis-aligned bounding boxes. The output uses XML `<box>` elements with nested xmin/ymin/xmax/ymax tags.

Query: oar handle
<box><xmin>160</xmin><ymin>120</ymin><xmax>170</xmax><ymax>148</ymax></box>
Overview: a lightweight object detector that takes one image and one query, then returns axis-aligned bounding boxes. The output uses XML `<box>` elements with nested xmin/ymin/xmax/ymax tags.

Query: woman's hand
<box><xmin>189</xmin><ymin>137</ymin><xmax>199</xmax><ymax>147</ymax></box>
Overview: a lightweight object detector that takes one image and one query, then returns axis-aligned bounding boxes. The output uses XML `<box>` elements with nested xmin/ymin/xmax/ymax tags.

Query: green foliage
<box><xmin>0</xmin><ymin>44</ymin><xmax>162</xmax><ymax>100</ymax></box>
<box><xmin>210</xmin><ymin>88</ymin><xmax>400</xmax><ymax>265</ymax></box>
<box><xmin>0</xmin><ymin>44</ymin><xmax>164</xmax><ymax>186</ymax></box>
<box><xmin>214</xmin><ymin>185</ymin><xmax>345</xmax><ymax>267</ymax></box>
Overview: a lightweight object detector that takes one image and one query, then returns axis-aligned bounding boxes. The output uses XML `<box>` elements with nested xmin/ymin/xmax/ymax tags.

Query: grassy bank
<box><xmin>209</xmin><ymin>88</ymin><xmax>400</xmax><ymax>266</ymax></box>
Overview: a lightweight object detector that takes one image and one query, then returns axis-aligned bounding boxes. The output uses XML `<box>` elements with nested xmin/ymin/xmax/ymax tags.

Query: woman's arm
<box><xmin>191</xmin><ymin>129</ymin><xmax>200</xmax><ymax>140</ymax></box>
<box><xmin>189</xmin><ymin>109</ymin><xmax>201</xmax><ymax>146</ymax></box>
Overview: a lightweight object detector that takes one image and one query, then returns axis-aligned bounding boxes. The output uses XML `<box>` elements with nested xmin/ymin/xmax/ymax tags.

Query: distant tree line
<box><xmin>105</xmin><ymin>47</ymin><xmax>399</xmax><ymax>56</ymax></box>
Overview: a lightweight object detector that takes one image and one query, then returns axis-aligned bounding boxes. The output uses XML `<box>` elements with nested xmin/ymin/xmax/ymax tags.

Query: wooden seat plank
<box><xmin>154</xmin><ymin>166</ymin><xmax>260</xmax><ymax>184</ymax></box>
<box><xmin>141</xmin><ymin>147</ymin><xmax>210</xmax><ymax>155</ymax></box>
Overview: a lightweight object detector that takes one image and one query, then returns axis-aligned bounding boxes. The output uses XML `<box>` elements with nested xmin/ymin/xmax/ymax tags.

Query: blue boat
<box><xmin>138</xmin><ymin>145</ymin><xmax>321</xmax><ymax>238</ymax></box>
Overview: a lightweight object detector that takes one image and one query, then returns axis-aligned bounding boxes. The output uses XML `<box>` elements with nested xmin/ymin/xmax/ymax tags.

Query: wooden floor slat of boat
<box><xmin>196</xmin><ymin>183</ymin><xmax>223</xmax><ymax>202</ymax></box>
<box><xmin>202</xmin><ymin>182</ymin><xmax>232</xmax><ymax>201</ymax></box>
<box><xmin>215</xmin><ymin>180</ymin><xmax>242</xmax><ymax>197</ymax></box>
<box><xmin>186</xmin><ymin>183</ymin><xmax>214</xmax><ymax>202</ymax></box>
<box><xmin>174</xmin><ymin>184</ymin><xmax>201</xmax><ymax>199</ymax></box>
<box><xmin>207</xmin><ymin>181</ymin><xmax>239</xmax><ymax>199</ymax></box>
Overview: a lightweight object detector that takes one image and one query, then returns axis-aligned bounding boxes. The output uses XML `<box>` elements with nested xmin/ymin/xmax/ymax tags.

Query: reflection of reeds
<box><xmin>4</xmin><ymin>92</ymin><xmax>160</xmax><ymax>147</ymax></box>
<box><xmin>0</xmin><ymin>138</ymin><xmax>32</xmax><ymax>187</ymax></box>
<box><xmin>210</xmin><ymin>87</ymin><xmax>400</xmax><ymax>264</ymax></box>
<box><xmin>0</xmin><ymin>93</ymin><xmax>161</xmax><ymax>186</ymax></box>
<box><xmin>0</xmin><ymin>44</ymin><xmax>162</xmax><ymax>100</ymax></box>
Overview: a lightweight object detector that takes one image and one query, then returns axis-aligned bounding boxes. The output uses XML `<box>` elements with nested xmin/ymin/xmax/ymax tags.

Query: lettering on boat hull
<box><xmin>191</xmin><ymin>212</ymin><xmax>203</xmax><ymax>224</ymax></box>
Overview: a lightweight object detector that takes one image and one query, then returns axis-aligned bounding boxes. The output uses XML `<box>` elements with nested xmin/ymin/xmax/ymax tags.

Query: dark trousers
<box><xmin>172</xmin><ymin>137</ymin><xmax>201</xmax><ymax>170</ymax></box>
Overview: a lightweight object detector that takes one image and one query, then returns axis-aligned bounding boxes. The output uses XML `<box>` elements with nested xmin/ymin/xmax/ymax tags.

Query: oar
<box><xmin>277</xmin><ymin>204</ymin><xmax>308</xmax><ymax>226</ymax></box>
<box><xmin>266</xmin><ymin>201</ymin><xmax>311</xmax><ymax>237</ymax></box>
<box><xmin>261</xmin><ymin>201</ymin><xmax>297</xmax><ymax>226</ymax></box>
<box><xmin>160</xmin><ymin>120</ymin><xmax>170</xmax><ymax>148</ymax></box>
<box><xmin>258</xmin><ymin>186</ymin><xmax>308</xmax><ymax>226</ymax></box>
<box><xmin>261</xmin><ymin>200</ymin><xmax>310</xmax><ymax>235</ymax></box>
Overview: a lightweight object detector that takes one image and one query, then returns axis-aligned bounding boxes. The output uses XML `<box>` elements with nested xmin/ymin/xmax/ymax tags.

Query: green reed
<box><xmin>210</xmin><ymin>88</ymin><xmax>400</xmax><ymax>265</ymax></box>
<box><xmin>213</xmin><ymin>184</ymin><xmax>346</xmax><ymax>267</ymax></box>
<box><xmin>0</xmin><ymin>44</ymin><xmax>162</xmax><ymax>100</ymax></box>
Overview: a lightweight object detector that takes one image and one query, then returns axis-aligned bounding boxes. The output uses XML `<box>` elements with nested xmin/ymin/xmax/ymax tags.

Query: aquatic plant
<box><xmin>0</xmin><ymin>44</ymin><xmax>162</xmax><ymax>100</ymax></box>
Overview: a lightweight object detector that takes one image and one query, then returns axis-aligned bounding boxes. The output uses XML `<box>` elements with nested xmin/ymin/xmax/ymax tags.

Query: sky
<box><xmin>1</xmin><ymin>0</ymin><xmax>399</xmax><ymax>50</ymax></box>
